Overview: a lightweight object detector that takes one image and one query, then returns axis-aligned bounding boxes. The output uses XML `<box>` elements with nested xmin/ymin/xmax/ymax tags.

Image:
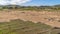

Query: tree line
<box><xmin>0</xmin><ymin>5</ymin><xmax>60</xmax><ymax>10</ymax></box>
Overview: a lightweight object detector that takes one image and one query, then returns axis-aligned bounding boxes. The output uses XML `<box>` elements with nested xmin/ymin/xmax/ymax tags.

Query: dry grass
<box><xmin>0</xmin><ymin>10</ymin><xmax>60</xmax><ymax>27</ymax></box>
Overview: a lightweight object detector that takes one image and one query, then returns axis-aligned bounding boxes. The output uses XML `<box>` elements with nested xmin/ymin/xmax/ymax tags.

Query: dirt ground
<box><xmin>0</xmin><ymin>10</ymin><xmax>60</xmax><ymax>27</ymax></box>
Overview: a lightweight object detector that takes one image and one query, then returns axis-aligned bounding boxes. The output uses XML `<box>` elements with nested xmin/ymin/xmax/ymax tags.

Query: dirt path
<box><xmin>0</xmin><ymin>10</ymin><xmax>60</xmax><ymax>27</ymax></box>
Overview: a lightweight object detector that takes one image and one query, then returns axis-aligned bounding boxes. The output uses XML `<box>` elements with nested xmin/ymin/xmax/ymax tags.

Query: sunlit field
<box><xmin>0</xmin><ymin>5</ymin><xmax>60</xmax><ymax>34</ymax></box>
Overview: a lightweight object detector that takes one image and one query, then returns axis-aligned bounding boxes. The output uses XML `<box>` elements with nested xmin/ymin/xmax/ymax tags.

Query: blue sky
<box><xmin>22</xmin><ymin>0</ymin><xmax>60</xmax><ymax>6</ymax></box>
<box><xmin>0</xmin><ymin>0</ymin><xmax>60</xmax><ymax>6</ymax></box>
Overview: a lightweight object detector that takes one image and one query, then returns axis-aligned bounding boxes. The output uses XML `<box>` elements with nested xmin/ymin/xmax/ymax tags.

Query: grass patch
<box><xmin>0</xmin><ymin>19</ymin><xmax>60</xmax><ymax>34</ymax></box>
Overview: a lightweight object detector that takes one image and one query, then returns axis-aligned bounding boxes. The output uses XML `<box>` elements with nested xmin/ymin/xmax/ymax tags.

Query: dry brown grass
<box><xmin>0</xmin><ymin>10</ymin><xmax>60</xmax><ymax>27</ymax></box>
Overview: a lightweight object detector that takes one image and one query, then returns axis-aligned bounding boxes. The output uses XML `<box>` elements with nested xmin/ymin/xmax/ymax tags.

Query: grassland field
<box><xmin>0</xmin><ymin>8</ymin><xmax>60</xmax><ymax>34</ymax></box>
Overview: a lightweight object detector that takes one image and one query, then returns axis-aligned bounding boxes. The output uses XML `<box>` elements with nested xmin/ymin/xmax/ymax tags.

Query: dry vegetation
<box><xmin>0</xmin><ymin>5</ymin><xmax>60</xmax><ymax>34</ymax></box>
<box><xmin>0</xmin><ymin>10</ymin><xmax>60</xmax><ymax>27</ymax></box>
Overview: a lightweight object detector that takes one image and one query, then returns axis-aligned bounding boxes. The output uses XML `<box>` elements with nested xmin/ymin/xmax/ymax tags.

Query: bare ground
<box><xmin>0</xmin><ymin>10</ymin><xmax>60</xmax><ymax>27</ymax></box>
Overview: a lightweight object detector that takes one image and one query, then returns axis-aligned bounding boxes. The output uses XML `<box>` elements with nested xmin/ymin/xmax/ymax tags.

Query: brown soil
<box><xmin>0</xmin><ymin>10</ymin><xmax>60</xmax><ymax>27</ymax></box>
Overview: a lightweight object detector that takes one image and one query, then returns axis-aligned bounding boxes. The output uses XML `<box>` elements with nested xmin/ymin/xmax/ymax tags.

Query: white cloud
<box><xmin>0</xmin><ymin>0</ymin><xmax>31</xmax><ymax>5</ymax></box>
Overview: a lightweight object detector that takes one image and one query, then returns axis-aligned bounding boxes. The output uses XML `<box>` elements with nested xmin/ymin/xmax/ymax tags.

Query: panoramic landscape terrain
<box><xmin>0</xmin><ymin>0</ymin><xmax>60</xmax><ymax>34</ymax></box>
<box><xmin>0</xmin><ymin>5</ymin><xmax>60</xmax><ymax>34</ymax></box>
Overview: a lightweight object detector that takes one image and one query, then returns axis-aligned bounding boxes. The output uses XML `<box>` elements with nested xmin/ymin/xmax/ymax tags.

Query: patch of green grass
<box><xmin>0</xmin><ymin>19</ymin><xmax>59</xmax><ymax>34</ymax></box>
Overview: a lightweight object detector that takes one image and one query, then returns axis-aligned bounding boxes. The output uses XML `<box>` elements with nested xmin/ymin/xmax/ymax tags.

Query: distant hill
<box><xmin>0</xmin><ymin>5</ymin><xmax>60</xmax><ymax>10</ymax></box>
<box><xmin>53</xmin><ymin>4</ymin><xmax>60</xmax><ymax>7</ymax></box>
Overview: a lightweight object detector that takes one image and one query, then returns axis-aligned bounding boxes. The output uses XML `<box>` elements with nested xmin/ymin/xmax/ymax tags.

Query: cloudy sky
<box><xmin>0</xmin><ymin>0</ymin><xmax>60</xmax><ymax>6</ymax></box>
